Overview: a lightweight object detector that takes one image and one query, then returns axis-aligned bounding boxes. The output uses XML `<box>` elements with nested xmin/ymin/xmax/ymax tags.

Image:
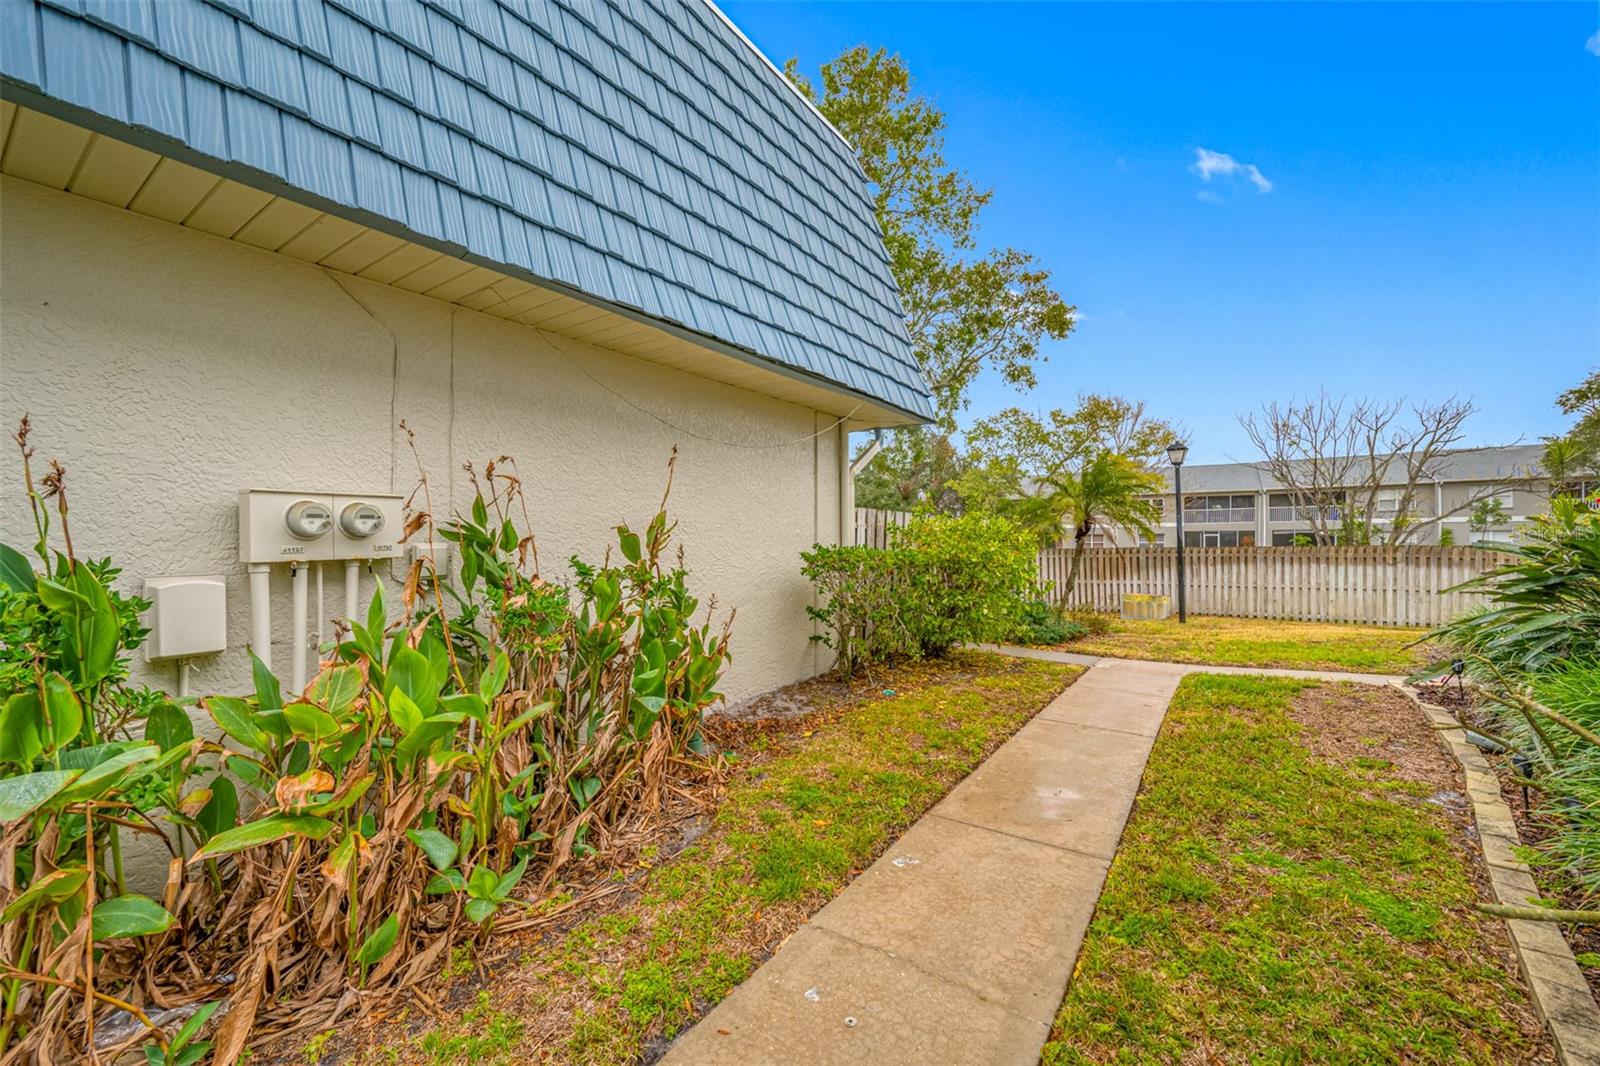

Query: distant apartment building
<box><xmin>1090</xmin><ymin>444</ymin><xmax>1591</xmax><ymax>548</ymax></box>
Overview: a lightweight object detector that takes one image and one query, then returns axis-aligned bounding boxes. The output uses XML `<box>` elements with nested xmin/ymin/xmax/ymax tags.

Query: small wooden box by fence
<box><xmin>1121</xmin><ymin>593</ymin><xmax>1171</xmax><ymax>621</ymax></box>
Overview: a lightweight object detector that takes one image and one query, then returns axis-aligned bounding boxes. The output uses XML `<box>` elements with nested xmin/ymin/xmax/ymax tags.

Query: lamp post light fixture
<box><xmin>1167</xmin><ymin>441</ymin><xmax>1189</xmax><ymax>624</ymax></box>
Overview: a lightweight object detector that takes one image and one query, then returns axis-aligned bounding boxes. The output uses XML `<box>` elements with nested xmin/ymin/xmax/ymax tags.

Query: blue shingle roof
<box><xmin>0</xmin><ymin>0</ymin><xmax>933</xmax><ymax>421</ymax></box>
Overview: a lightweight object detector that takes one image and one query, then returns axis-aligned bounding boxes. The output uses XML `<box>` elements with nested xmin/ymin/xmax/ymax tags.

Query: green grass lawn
<box><xmin>1058</xmin><ymin>614</ymin><xmax>1431</xmax><ymax>673</ymax></box>
<box><xmin>351</xmin><ymin>653</ymin><xmax>1079</xmax><ymax>1065</ymax></box>
<box><xmin>1042</xmin><ymin>674</ymin><xmax>1550</xmax><ymax>1064</ymax></box>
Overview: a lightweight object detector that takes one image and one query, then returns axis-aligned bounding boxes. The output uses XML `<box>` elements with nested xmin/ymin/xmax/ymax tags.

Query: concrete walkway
<box><xmin>981</xmin><ymin>642</ymin><xmax>1404</xmax><ymax>687</ymax></box>
<box><xmin>660</xmin><ymin>657</ymin><xmax>1188</xmax><ymax>1066</ymax></box>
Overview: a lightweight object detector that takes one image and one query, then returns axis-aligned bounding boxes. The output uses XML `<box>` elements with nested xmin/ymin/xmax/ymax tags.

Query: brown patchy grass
<box><xmin>1054</xmin><ymin>614</ymin><xmax>1431</xmax><ymax>673</ymax></box>
<box><xmin>319</xmin><ymin>652</ymin><xmax>1079</xmax><ymax>1065</ymax></box>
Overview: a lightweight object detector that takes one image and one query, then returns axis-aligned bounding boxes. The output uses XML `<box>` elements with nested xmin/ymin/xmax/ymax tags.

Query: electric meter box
<box><xmin>144</xmin><ymin>575</ymin><xmax>227</xmax><ymax>661</ymax></box>
<box><xmin>239</xmin><ymin>490</ymin><xmax>404</xmax><ymax>563</ymax></box>
<box><xmin>331</xmin><ymin>493</ymin><xmax>404</xmax><ymax>561</ymax></box>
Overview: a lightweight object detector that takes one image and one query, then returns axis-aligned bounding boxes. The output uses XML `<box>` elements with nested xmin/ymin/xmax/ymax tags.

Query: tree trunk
<box><xmin>1057</xmin><ymin>524</ymin><xmax>1090</xmax><ymax>607</ymax></box>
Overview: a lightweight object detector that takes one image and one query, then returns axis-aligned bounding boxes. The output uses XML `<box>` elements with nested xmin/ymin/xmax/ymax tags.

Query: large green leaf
<box><xmin>394</xmin><ymin>712</ymin><xmax>465</xmax><ymax>764</ymax></box>
<box><xmin>0</xmin><ymin>543</ymin><xmax>37</xmax><ymax>592</ymax></box>
<box><xmin>0</xmin><ymin>768</ymin><xmax>82</xmax><ymax>822</ymax></box>
<box><xmin>206</xmin><ymin>696</ymin><xmax>271</xmax><ymax>753</ymax></box>
<box><xmin>197</xmin><ymin>775</ymin><xmax>238</xmax><ymax>841</ymax></box>
<box><xmin>41</xmin><ymin>673</ymin><xmax>84</xmax><ymax>750</ymax></box>
<box><xmin>0</xmin><ymin>692</ymin><xmax>45</xmax><ymax>766</ymax></box>
<box><xmin>406</xmin><ymin>827</ymin><xmax>458</xmax><ymax>872</ymax></box>
<box><xmin>54</xmin><ymin>744</ymin><xmax>161</xmax><ymax>805</ymax></box>
<box><xmin>310</xmin><ymin>666</ymin><xmax>362</xmax><ymax>717</ymax></box>
<box><xmin>283</xmin><ymin>702</ymin><xmax>342</xmax><ymax>742</ymax></box>
<box><xmin>387</xmin><ymin>647</ymin><xmax>441</xmax><ymax>715</ymax></box>
<box><xmin>143</xmin><ymin>700</ymin><xmax>193</xmax><ymax>754</ymax></box>
<box><xmin>190</xmin><ymin>814</ymin><xmax>337</xmax><ymax>861</ymax></box>
<box><xmin>91</xmin><ymin>894</ymin><xmax>175</xmax><ymax>939</ymax></box>
<box><xmin>354</xmin><ymin>913</ymin><xmax>399</xmax><ymax>967</ymax></box>
<box><xmin>59</xmin><ymin>741</ymin><xmax>134</xmax><ymax>770</ymax></box>
<box><xmin>37</xmin><ymin>568</ymin><xmax>118</xmax><ymax>688</ymax></box>
<box><xmin>387</xmin><ymin>688</ymin><xmax>423</xmax><ymax>734</ymax></box>
<box><xmin>251</xmin><ymin>651</ymin><xmax>282</xmax><ymax>711</ymax></box>
<box><xmin>479</xmin><ymin>652</ymin><xmax>510</xmax><ymax>701</ymax></box>
<box><xmin>0</xmin><ymin>866</ymin><xmax>87</xmax><ymax>921</ymax></box>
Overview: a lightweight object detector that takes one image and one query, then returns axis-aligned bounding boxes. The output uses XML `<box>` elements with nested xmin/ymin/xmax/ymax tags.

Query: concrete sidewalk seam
<box><xmin>924</xmin><ymin>811</ymin><xmax>1119</xmax><ymax>864</ymax></box>
<box><xmin>1025</xmin><ymin>715</ymin><xmax>1159</xmax><ymax>740</ymax></box>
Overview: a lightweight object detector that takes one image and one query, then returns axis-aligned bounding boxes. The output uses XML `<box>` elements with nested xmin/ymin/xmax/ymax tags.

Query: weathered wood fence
<box><xmin>853</xmin><ymin>507</ymin><xmax>909</xmax><ymax>549</ymax></box>
<box><xmin>1038</xmin><ymin>546</ymin><xmax>1511</xmax><ymax>628</ymax></box>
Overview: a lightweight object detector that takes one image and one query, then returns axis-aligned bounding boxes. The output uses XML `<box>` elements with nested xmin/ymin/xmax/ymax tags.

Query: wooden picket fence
<box><xmin>1038</xmin><ymin>546</ymin><xmax>1512</xmax><ymax>628</ymax></box>
<box><xmin>853</xmin><ymin>507</ymin><xmax>910</xmax><ymax>549</ymax></box>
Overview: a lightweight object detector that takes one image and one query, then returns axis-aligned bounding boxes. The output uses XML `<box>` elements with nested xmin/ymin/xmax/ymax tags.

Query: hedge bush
<box><xmin>803</xmin><ymin>511</ymin><xmax>1035</xmax><ymax>675</ymax></box>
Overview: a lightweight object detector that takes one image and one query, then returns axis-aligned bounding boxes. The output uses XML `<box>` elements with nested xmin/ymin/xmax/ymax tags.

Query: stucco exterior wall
<box><xmin>0</xmin><ymin>175</ymin><xmax>842</xmax><ymax>705</ymax></box>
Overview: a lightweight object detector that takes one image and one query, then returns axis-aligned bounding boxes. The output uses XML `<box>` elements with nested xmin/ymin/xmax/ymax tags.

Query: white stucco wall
<box><xmin>0</xmin><ymin>175</ymin><xmax>843</xmax><ymax>705</ymax></box>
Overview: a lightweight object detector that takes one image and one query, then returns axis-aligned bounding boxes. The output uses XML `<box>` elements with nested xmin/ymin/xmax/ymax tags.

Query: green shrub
<box><xmin>1009</xmin><ymin>599</ymin><xmax>1088</xmax><ymax>645</ymax></box>
<box><xmin>1064</xmin><ymin>607</ymin><xmax>1114</xmax><ymax>637</ymax></box>
<box><xmin>800</xmin><ymin>545</ymin><xmax>913</xmax><ymax>678</ymax></box>
<box><xmin>1429</xmin><ymin>499</ymin><xmax>1600</xmax><ymax>676</ymax></box>
<box><xmin>802</xmin><ymin>512</ymin><xmax>1036</xmax><ymax>673</ymax></box>
<box><xmin>891</xmin><ymin>511</ymin><xmax>1036</xmax><ymax>657</ymax></box>
<box><xmin>1422</xmin><ymin>498</ymin><xmax>1600</xmax><ymax>900</ymax></box>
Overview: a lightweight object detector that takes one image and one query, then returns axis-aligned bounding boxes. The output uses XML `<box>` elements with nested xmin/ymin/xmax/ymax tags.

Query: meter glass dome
<box><xmin>285</xmin><ymin>500</ymin><xmax>333</xmax><ymax>540</ymax></box>
<box><xmin>340</xmin><ymin>502</ymin><xmax>385</xmax><ymax>539</ymax></box>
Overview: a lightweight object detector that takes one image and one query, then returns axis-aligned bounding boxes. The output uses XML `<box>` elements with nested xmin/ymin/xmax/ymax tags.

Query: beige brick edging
<box><xmin>1400</xmin><ymin>686</ymin><xmax>1600</xmax><ymax>1063</ymax></box>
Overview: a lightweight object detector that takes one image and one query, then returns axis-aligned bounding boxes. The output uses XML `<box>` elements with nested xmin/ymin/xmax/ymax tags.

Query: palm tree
<box><xmin>1051</xmin><ymin>451</ymin><xmax>1163</xmax><ymax>606</ymax></box>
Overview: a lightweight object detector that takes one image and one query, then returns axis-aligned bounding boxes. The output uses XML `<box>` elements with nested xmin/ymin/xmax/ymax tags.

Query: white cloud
<box><xmin>1191</xmin><ymin>147</ymin><xmax>1273</xmax><ymax>193</ymax></box>
<box><xmin>1587</xmin><ymin>29</ymin><xmax>1600</xmax><ymax>56</ymax></box>
<box><xmin>1195</xmin><ymin>189</ymin><xmax>1224</xmax><ymax>206</ymax></box>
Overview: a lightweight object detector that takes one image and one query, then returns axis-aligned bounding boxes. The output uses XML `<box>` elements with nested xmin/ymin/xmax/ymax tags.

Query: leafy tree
<box><xmin>786</xmin><ymin>47</ymin><xmax>1074</xmax><ymax>428</ymax></box>
<box><xmin>1050</xmin><ymin>453</ymin><xmax>1165</xmax><ymax>605</ymax></box>
<box><xmin>954</xmin><ymin>397</ymin><xmax>1176</xmax><ymax>603</ymax></box>
<box><xmin>1545</xmin><ymin>368</ymin><xmax>1600</xmax><ymax>480</ymax></box>
<box><xmin>1470</xmin><ymin>496</ymin><xmax>1511</xmax><ymax>538</ymax></box>
<box><xmin>852</xmin><ymin>427</ymin><xmax>964</xmax><ymax>512</ymax></box>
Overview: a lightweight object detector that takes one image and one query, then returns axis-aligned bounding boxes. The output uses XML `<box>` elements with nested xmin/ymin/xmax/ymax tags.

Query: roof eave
<box><xmin>1</xmin><ymin>79</ymin><xmax>932</xmax><ymax>430</ymax></box>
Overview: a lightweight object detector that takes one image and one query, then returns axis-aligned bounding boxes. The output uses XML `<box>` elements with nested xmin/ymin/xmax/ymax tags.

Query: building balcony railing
<box><xmin>1182</xmin><ymin>508</ymin><xmax>1255</xmax><ymax>524</ymax></box>
<box><xmin>1268</xmin><ymin>506</ymin><xmax>1343</xmax><ymax>523</ymax></box>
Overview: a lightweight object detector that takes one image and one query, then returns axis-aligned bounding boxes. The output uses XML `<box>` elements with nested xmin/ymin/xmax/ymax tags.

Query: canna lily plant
<box><xmin>0</xmin><ymin>424</ymin><xmax>734</xmax><ymax>1063</ymax></box>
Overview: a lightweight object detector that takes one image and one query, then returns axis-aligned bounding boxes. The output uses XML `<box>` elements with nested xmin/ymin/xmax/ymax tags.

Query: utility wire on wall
<box><xmin>324</xmin><ymin>270</ymin><xmax>401</xmax><ymax>492</ymax></box>
<box><xmin>534</xmin><ymin>327</ymin><xmax>861</xmax><ymax>449</ymax></box>
<box><xmin>326</xmin><ymin>266</ymin><xmax>859</xmax><ymax>458</ymax></box>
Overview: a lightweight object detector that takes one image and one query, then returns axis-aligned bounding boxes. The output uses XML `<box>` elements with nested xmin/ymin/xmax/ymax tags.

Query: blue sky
<box><xmin>722</xmin><ymin>1</ymin><xmax>1600</xmax><ymax>464</ymax></box>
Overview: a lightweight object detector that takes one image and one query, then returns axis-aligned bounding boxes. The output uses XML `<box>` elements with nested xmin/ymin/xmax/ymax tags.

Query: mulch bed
<box><xmin>1412</xmin><ymin>685</ymin><xmax>1600</xmax><ymax>1006</ymax></box>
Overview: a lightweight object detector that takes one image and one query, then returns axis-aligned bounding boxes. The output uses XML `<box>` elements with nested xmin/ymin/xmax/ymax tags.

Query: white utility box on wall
<box><xmin>144</xmin><ymin>575</ymin><xmax>227</xmax><ymax>661</ymax></box>
<box><xmin>238</xmin><ymin>490</ymin><xmax>405</xmax><ymax>563</ymax></box>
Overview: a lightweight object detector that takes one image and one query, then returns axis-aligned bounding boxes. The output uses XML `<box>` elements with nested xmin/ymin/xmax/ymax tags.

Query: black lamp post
<box><xmin>1167</xmin><ymin>441</ymin><xmax>1189</xmax><ymax>623</ymax></box>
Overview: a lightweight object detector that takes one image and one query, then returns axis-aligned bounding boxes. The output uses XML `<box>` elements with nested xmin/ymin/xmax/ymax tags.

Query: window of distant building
<box><xmin>1184</xmin><ymin>530</ymin><xmax>1255</xmax><ymax>548</ymax></box>
<box><xmin>1182</xmin><ymin>494</ymin><xmax>1255</xmax><ymax>524</ymax></box>
<box><xmin>1268</xmin><ymin>492</ymin><xmax>1344</xmax><ymax>523</ymax></box>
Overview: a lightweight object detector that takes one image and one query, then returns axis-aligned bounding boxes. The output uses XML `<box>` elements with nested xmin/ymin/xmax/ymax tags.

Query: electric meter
<box><xmin>339</xmin><ymin>501</ymin><xmax>386</xmax><ymax>539</ymax></box>
<box><xmin>284</xmin><ymin>499</ymin><xmax>333</xmax><ymax>540</ymax></box>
